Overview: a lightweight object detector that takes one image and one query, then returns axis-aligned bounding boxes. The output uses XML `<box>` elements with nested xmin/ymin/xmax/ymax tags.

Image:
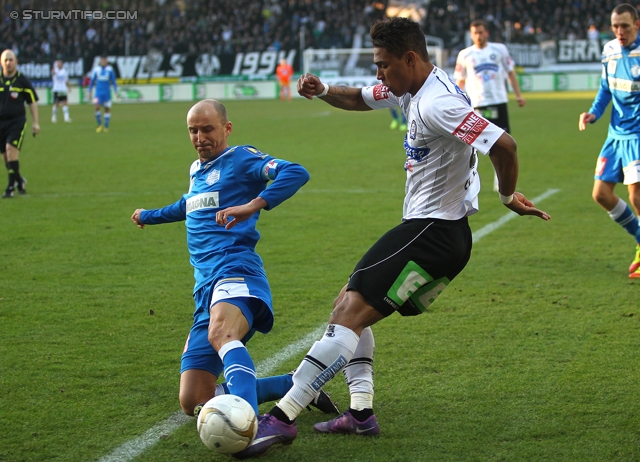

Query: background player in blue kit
<box><xmin>130</xmin><ymin>99</ymin><xmax>318</xmax><ymax>418</ymax></box>
<box><xmin>579</xmin><ymin>3</ymin><xmax>640</xmax><ymax>279</ymax></box>
<box><xmin>88</xmin><ymin>55</ymin><xmax>117</xmax><ymax>133</ymax></box>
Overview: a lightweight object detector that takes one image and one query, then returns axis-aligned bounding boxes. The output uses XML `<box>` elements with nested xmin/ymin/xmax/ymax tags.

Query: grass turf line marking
<box><xmin>473</xmin><ymin>188</ymin><xmax>560</xmax><ymax>243</ymax></box>
<box><xmin>97</xmin><ymin>325</ymin><xmax>326</xmax><ymax>462</ymax></box>
<box><xmin>98</xmin><ymin>188</ymin><xmax>560</xmax><ymax>461</ymax></box>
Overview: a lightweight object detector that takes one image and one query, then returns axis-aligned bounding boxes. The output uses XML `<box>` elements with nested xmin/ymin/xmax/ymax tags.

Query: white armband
<box><xmin>318</xmin><ymin>83</ymin><xmax>330</xmax><ymax>97</ymax></box>
<box><xmin>499</xmin><ymin>193</ymin><xmax>514</xmax><ymax>205</ymax></box>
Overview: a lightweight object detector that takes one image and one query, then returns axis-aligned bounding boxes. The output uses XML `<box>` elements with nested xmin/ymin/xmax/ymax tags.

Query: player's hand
<box><xmin>579</xmin><ymin>112</ymin><xmax>596</xmax><ymax>131</ymax></box>
<box><xmin>216</xmin><ymin>198</ymin><xmax>268</xmax><ymax>230</ymax></box>
<box><xmin>131</xmin><ymin>208</ymin><xmax>146</xmax><ymax>229</ymax></box>
<box><xmin>516</xmin><ymin>96</ymin><xmax>526</xmax><ymax>107</ymax></box>
<box><xmin>32</xmin><ymin>123</ymin><xmax>40</xmax><ymax>137</ymax></box>
<box><xmin>297</xmin><ymin>73</ymin><xmax>323</xmax><ymax>100</ymax></box>
<box><xmin>504</xmin><ymin>192</ymin><xmax>550</xmax><ymax>221</ymax></box>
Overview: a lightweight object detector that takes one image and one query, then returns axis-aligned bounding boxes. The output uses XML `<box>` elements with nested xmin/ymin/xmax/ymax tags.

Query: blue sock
<box><xmin>95</xmin><ymin>111</ymin><xmax>101</xmax><ymax>126</ymax></box>
<box><xmin>220</xmin><ymin>374</ymin><xmax>293</xmax><ymax>404</ymax></box>
<box><xmin>389</xmin><ymin>108</ymin><xmax>398</xmax><ymax>120</ymax></box>
<box><xmin>104</xmin><ymin>113</ymin><xmax>111</xmax><ymax>128</ymax></box>
<box><xmin>219</xmin><ymin>340</ymin><xmax>258</xmax><ymax>414</ymax></box>
<box><xmin>608</xmin><ymin>198</ymin><xmax>640</xmax><ymax>244</ymax></box>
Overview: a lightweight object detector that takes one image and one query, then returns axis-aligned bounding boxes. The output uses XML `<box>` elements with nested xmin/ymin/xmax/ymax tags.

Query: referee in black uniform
<box><xmin>1</xmin><ymin>49</ymin><xmax>39</xmax><ymax>198</ymax></box>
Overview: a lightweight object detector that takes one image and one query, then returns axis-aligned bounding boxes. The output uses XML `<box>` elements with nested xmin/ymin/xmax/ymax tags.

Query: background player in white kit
<box><xmin>51</xmin><ymin>59</ymin><xmax>71</xmax><ymax>123</ymax></box>
<box><xmin>454</xmin><ymin>19</ymin><xmax>525</xmax><ymax>191</ymax></box>
<box><xmin>234</xmin><ymin>17</ymin><xmax>550</xmax><ymax>459</ymax></box>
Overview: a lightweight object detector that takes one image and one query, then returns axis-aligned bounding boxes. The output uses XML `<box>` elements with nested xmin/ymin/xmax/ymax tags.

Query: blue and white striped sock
<box><xmin>219</xmin><ymin>340</ymin><xmax>258</xmax><ymax>414</ymax></box>
<box><xmin>608</xmin><ymin>198</ymin><xmax>640</xmax><ymax>244</ymax></box>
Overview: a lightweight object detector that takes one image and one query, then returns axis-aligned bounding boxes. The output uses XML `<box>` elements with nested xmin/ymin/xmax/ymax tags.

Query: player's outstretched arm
<box><xmin>131</xmin><ymin>208</ymin><xmax>146</xmax><ymax>229</ymax></box>
<box><xmin>297</xmin><ymin>73</ymin><xmax>370</xmax><ymax>111</ymax></box>
<box><xmin>489</xmin><ymin>133</ymin><xmax>550</xmax><ymax>221</ymax></box>
<box><xmin>578</xmin><ymin>112</ymin><xmax>596</xmax><ymax>131</ymax></box>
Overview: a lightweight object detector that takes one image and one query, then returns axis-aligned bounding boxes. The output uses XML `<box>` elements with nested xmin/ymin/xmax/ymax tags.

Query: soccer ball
<box><xmin>197</xmin><ymin>395</ymin><xmax>258</xmax><ymax>454</ymax></box>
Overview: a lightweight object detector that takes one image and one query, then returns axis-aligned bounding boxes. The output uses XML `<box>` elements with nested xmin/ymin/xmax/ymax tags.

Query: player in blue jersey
<box><xmin>579</xmin><ymin>3</ymin><xmax>640</xmax><ymax>279</ymax></box>
<box><xmin>130</xmin><ymin>100</ymin><xmax>339</xmax><ymax>420</ymax></box>
<box><xmin>88</xmin><ymin>55</ymin><xmax>117</xmax><ymax>133</ymax></box>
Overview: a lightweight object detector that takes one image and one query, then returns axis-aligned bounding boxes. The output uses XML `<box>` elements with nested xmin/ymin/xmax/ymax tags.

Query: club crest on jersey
<box><xmin>10</xmin><ymin>91</ymin><xmax>18</xmax><ymax>99</ymax></box>
<box><xmin>608</xmin><ymin>59</ymin><xmax>617</xmax><ymax>74</ymax></box>
<box><xmin>632</xmin><ymin>65</ymin><xmax>640</xmax><ymax>78</ymax></box>
<box><xmin>206</xmin><ymin>169</ymin><xmax>220</xmax><ymax>185</ymax></box>
<box><xmin>409</xmin><ymin>120</ymin><xmax>417</xmax><ymax>140</ymax></box>
<box><xmin>373</xmin><ymin>84</ymin><xmax>390</xmax><ymax>101</ymax></box>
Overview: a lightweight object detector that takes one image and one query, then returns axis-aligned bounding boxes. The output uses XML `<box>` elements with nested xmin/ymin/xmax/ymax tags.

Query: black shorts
<box><xmin>347</xmin><ymin>217</ymin><xmax>472</xmax><ymax>317</ymax></box>
<box><xmin>0</xmin><ymin>118</ymin><xmax>27</xmax><ymax>153</ymax></box>
<box><xmin>53</xmin><ymin>92</ymin><xmax>68</xmax><ymax>103</ymax></box>
<box><xmin>475</xmin><ymin>103</ymin><xmax>510</xmax><ymax>133</ymax></box>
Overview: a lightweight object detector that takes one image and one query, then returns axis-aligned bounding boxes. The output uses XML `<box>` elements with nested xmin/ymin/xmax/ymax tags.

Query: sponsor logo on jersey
<box><xmin>264</xmin><ymin>159</ymin><xmax>279</xmax><ymax>179</ymax></box>
<box><xmin>206</xmin><ymin>169</ymin><xmax>220</xmax><ymax>185</ymax></box>
<box><xmin>404</xmin><ymin>137</ymin><xmax>430</xmax><ymax>161</ymax></box>
<box><xmin>453</xmin><ymin>112</ymin><xmax>489</xmax><ymax>144</ymax></box>
<box><xmin>608</xmin><ymin>77</ymin><xmax>640</xmax><ymax>92</ymax></box>
<box><xmin>373</xmin><ymin>84</ymin><xmax>390</xmax><ymax>100</ymax></box>
<box><xmin>186</xmin><ymin>192</ymin><xmax>219</xmax><ymax>214</ymax></box>
<box><xmin>474</xmin><ymin>63</ymin><xmax>499</xmax><ymax>74</ymax></box>
<box><xmin>10</xmin><ymin>91</ymin><xmax>18</xmax><ymax>99</ymax></box>
<box><xmin>595</xmin><ymin>156</ymin><xmax>607</xmax><ymax>176</ymax></box>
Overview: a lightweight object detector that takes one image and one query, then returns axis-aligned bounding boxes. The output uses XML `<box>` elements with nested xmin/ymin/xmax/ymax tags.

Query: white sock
<box><xmin>344</xmin><ymin>326</ymin><xmax>375</xmax><ymax>410</ymax></box>
<box><xmin>62</xmin><ymin>106</ymin><xmax>70</xmax><ymax>119</ymax></box>
<box><xmin>608</xmin><ymin>197</ymin><xmax>627</xmax><ymax>220</ymax></box>
<box><xmin>277</xmin><ymin>324</ymin><xmax>360</xmax><ymax>421</ymax></box>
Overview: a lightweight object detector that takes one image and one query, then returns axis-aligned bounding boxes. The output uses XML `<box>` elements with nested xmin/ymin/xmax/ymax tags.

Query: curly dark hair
<box><xmin>369</xmin><ymin>17</ymin><xmax>429</xmax><ymax>61</ymax></box>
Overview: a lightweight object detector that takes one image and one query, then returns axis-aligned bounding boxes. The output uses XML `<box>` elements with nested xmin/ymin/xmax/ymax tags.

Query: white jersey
<box><xmin>453</xmin><ymin>42</ymin><xmax>515</xmax><ymax>107</ymax></box>
<box><xmin>51</xmin><ymin>67</ymin><xmax>69</xmax><ymax>93</ymax></box>
<box><xmin>362</xmin><ymin>67</ymin><xmax>504</xmax><ymax>221</ymax></box>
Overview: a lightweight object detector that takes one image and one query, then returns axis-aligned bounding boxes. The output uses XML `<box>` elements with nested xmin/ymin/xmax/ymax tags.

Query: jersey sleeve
<box><xmin>88</xmin><ymin>69</ymin><xmax>96</xmax><ymax>91</ymax></box>
<box><xmin>139</xmin><ymin>197</ymin><xmax>187</xmax><ymax>224</ymax></box>
<box><xmin>424</xmin><ymin>93</ymin><xmax>504</xmax><ymax>154</ymax></box>
<box><xmin>361</xmin><ymin>84</ymin><xmax>401</xmax><ymax>109</ymax></box>
<box><xmin>22</xmin><ymin>77</ymin><xmax>38</xmax><ymax>103</ymax></box>
<box><xmin>453</xmin><ymin>50</ymin><xmax>468</xmax><ymax>81</ymax></box>
<box><xmin>499</xmin><ymin>44</ymin><xmax>515</xmax><ymax>73</ymax></box>
<box><xmin>588</xmin><ymin>52</ymin><xmax>613</xmax><ymax>120</ymax></box>
<box><xmin>234</xmin><ymin>146</ymin><xmax>310</xmax><ymax>210</ymax></box>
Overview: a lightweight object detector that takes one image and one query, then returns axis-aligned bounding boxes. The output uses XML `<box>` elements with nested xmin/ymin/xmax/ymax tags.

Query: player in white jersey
<box><xmin>454</xmin><ymin>19</ymin><xmax>525</xmax><ymax>191</ymax></box>
<box><xmin>234</xmin><ymin>17</ymin><xmax>550</xmax><ymax>459</ymax></box>
<box><xmin>51</xmin><ymin>60</ymin><xmax>71</xmax><ymax>123</ymax></box>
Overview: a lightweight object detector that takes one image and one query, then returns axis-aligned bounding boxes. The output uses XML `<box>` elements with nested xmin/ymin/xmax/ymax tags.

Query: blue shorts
<box><xmin>180</xmin><ymin>277</ymin><xmax>274</xmax><ymax>376</ymax></box>
<box><xmin>93</xmin><ymin>93</ymin><xmax>112</xmax><ymax>108</ymax></box>
<box><xmin>594</xmin><ymin>136</ymin><xmax>640</xmax><ymax>185</ymax></box>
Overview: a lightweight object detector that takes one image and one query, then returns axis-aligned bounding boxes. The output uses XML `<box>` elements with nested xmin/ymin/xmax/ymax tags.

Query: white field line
<box><xmin>97</xmin><ymin>188</ymin><xmax>559</xmax><ymax>462</ymax></box>
<box><xmin>472</xmin><ymin>188</ymin><xmax>560</xmax><ymax>243</ymax></box>
<box><xmin>97</xmin><ymin>325</ymin><xmax>326</xmax><ymax>462</ymax></box>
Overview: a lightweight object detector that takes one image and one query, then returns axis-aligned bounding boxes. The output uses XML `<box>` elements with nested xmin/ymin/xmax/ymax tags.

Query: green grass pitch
<box><xmin>1</xmin><ymin>94</ymin><xmax>639</xmax><ymax>461</ymax></box>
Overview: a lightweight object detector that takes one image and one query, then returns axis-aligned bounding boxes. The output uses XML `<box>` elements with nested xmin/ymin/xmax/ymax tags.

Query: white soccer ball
<box><xmin>197</xmin><ymin>395</ymin><xmax>258</xmax><ymax>454</ymax></box>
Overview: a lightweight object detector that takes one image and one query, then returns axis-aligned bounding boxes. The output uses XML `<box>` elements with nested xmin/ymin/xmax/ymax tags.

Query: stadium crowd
<box><xmin>0</xmin><ymin>0</ymin><xmax>634</xmax><ymax>61</ymax></box>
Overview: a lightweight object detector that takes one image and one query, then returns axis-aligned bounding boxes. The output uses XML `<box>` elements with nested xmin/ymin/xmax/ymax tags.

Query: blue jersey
<box><xmin>589</xmin><ymin>36</ymin><xmax>640</xmax><ymax>139</ymax></box>
<box><xmin>139</xmin><ymin>145</ymin><xmax>309</xmax><ymax>293</ymax></box>
<box><xmin>89</xmin><ymin>64</ymin><xmax>117</xmax><ymax>98</ymax></box>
